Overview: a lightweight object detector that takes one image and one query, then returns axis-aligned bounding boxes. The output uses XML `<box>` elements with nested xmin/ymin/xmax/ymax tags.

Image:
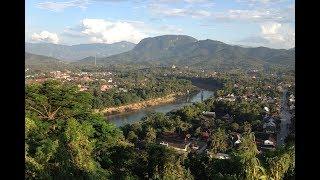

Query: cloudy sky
<box><xmin>26</xmin><ymin>0</ymin><xmax>295</xmax><ymax>49</ymax></box>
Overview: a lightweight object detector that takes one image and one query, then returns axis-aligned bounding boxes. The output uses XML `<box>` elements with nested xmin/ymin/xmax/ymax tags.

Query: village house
<box><xmin>119</xmin><ymin>88</ymin><xmax>128</xmax><ymax>92</ymax></box>
<box><xmin>159</xmin><ymin>132</ymin><xmax>191</xmax><ymax>152</ymax></box>
<box><xmin>254</xmin><ymin>132</ymin><xmax>276</xmax><ymax>152</ymax></box>
<box><xmin>230</xmin><ymin>132</ymin><xmax>241</xmax><ymax>147</ymax></box>
<box><xmin>263</xmin><ymin>117</ymin><xmax>276</xmax><ymax>134</ymax></box>
<box><xmin>81</xmin><ymin>76</ymin><xmax>93</xmax><ymax>82</ymax></box>
<box><xmin>289</xmin><ymin>94</ymin><xmax>295</xmax><ymax>103</ymax></box>
<box><xmin>78</xmin><ymin>84</ymin><xmax>88</xmax><ymax>92</ymax></box>
<box><xmin>101</xmin><ymin>84</ymin><xmax>113</xmax><ymax>92</ymax></box>
<box><xmin>222</xmin><ymin>113</ymin><xmax>233</xmax><ymax>123</ymax></box>
<box><xmin>206</xmin><ymin>151</ymin><xmax>231</xmax><ymax>159</ymax></box>
<box><xmin>215</xmin><ymin>153</ymin><xmax>231</xmax><ymax>159</ymax></box>
<box><xmin>202</xmin><ymin>111</ymin><xmax>216</xmax><ymax>118</ymax></box>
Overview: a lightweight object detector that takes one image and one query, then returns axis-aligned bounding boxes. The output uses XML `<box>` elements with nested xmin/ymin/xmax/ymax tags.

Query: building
<box><xmin>101</xmin><ymin>84</ymin><xmax>113</xmax><ymax>91</ymax></box>
<box><xmin>254</xmin><ymin>132</ymin><xmax>276</xmax><ymax>152</ymax></box>
<box><xmin>159</xmin><ymin>132</ymin><xmax>191</xmax><ymax>152</ymax></box>
<box><xmin>263</xmin><ymin>118</ymin><xmax>276</xmax><ymax>134</ymax></box>
<box><xmin>202</xmin><ymin>111</ymin><xmax>216</xmax><ymax>118</ymax></box>
<box><xmin>78</xmin><ymin>84</ymin><xmax>88</xmax><ymax>92</ymax></box>
<box><xmin>222</xmin><ymin>113</ymin><xmax>233</xmax><ymax>123</ymax></box>
<box><xmin>215</xmin><ymin>153</ymin><xmax>231</xmax><ymax>159</ymax></box>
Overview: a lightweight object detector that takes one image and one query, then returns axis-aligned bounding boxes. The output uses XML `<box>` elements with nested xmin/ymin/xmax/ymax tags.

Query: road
<box><xmin>277</xmin><ymin>90</ymin><xmax>292</xmax><ymax>147</ymax></box>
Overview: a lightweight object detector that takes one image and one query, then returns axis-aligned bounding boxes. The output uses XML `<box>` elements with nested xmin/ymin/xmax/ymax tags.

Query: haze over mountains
<box><xmin>26</xmin><ymin>35</ymin><xmax>295</xmax><ymax>71</ymax></box>
<box><xmin>25</xmin><ymin>41</ymin><xmax>136</xmax><ymax>61</ymax></box>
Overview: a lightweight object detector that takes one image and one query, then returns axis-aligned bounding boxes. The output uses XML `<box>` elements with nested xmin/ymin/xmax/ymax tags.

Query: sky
<box><xmin>26</xmin><ymin>0</ymin><xmax>295</xmax><ymax>49</ymax></box>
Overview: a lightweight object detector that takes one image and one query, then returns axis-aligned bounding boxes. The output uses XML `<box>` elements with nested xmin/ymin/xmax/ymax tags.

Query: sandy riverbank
<box><xmin>95</xmin><ymin>93</ymin><xmax>185</xmax><ymax>115</ymax></box>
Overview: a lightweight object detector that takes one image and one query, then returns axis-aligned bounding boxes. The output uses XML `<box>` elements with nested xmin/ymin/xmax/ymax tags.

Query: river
<box><xmin>107</xmin><ymin>90</ymin><xmax>214</xmax><ymax>127</ymax></box>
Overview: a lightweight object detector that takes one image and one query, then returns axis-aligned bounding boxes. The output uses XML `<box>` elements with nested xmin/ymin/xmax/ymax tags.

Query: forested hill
<box><xmin>80</xmin><ymin>35</ymin><xmax>295</xmax><ymax>71</ymax></box>
<box><xmin>25</xmin><ymin>41</ymin><xmax>136</xmax><ymax>61</ymax></box>
<box><xmin>25</xmin><ymin>53</ymin><xmax>75</xmax><ymax>71</ymax></box>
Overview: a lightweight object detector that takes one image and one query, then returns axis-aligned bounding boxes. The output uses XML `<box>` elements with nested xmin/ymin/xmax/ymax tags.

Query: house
<box><xmin>290</xmin><ymin>104</ymin><xmax>295</xmax><ymax>111</ymax></box>
<box><xmin>201</xmin><ymin>131</ymin><xmax>210</xmax><ymax>141</ymax></box>
<box><xmin>263</xmin><ymin>115</ymin><xmax>270</xmax><ymax>122</ymax></box>
<box><xmin>215</xmin><ymin>153</ymin><xmax>230</xmax><ymax>160</ymax></box>
<box><xmin>78</xmin><ymin>84</ymin><xmax>88</xmax><ymax>92</ymax></box>
<box><xmin>230</xmin><ymin>132</ymin><xmax>241</xmax><ymax>147</ymax></box>
<box><xmin>264</xmin><ymin>139</ymin><xmax>275</xmax><ymax>146</ymax></box>
<box><xmin>264</xmin><ymin>107</ymin><xmax>270</xmax><ymax>113</ymax></box>
<box><xmin>263</xmin><ymin>120</ymin><xmax>276</xmax><ymax>134</ymax></box>
<box><xmin>82</xmin><ymin>76</ymin><xmax>93</xmax><ymax>82</ymax></box>
<box><xmin>119</xmin><ymin>88</ymin><xmax>128</xmax><ymax>92</ymax></box>
<box><xmin>222</xmin><ymin>113</ymin><xmax>233</xmax><ymax>123</ymax></box>
<box><xmin>108</xmin><ymin>78</ymin><xmax>113</xmax><ymax>83</ymax></box>
<box><xmin>172</xmin><ymin>65</ymin><xmax>176</xmax><ymax>69</ymax></box>
<box><xmin>159</xmin><ymin>132</ymin><xmax>191</xmax><ymax>152</ymax></box>
<box><xmin>101</xmin><ymin>84</ymin><xmax>113</xmax><ymax>91</ymax></box>
<box><xmin>190</xmin><ymin>142</ymin><xmax>200</xmax><ymax>150</ymax></box>
<box><xmin>202</xmin><ymin>111</ymin><xmax>216</xmax><ymax>118</ymax></box>
<box><xmin>289</xmin><ymin>94</ymin><xmax>295</xmax><ymax>103</ymax></box>
<box><xmin>254</xmin><ymin>132</ymin><xmax>276</xmax><ymax>148</ymax></box>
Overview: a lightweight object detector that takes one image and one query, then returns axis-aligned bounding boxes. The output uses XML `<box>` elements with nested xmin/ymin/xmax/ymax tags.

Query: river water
<box><xmin>107</xmin><ymin>90</ymin><xmax>214</xmax><ymax>127</ymax></box>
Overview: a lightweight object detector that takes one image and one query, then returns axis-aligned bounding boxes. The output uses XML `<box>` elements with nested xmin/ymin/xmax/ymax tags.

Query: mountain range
<box><xmin>26</xmin><ymin>35</ymin><xmax>295</xmax><ymax>71</ymax></box>
<box><xmin>25</xmin><ymin>41</ymin><xmax>136</xmax><ymax>61</ymax></box>
<box><xmin>78</xmin><ymin>35</ymin><xmax>295</xmax><ymax>71</ymax></box>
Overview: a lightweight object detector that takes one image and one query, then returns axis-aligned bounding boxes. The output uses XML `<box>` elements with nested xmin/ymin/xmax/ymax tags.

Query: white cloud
<box><xmin>31</xmin><ymin>31</ymin><xmax>60</xmax><ymax>44</ymax></box>
<box><xmin>238</xmin><ymin>22</ymin><xmax>294</xmax><ymax>49</ymax></box>
<box><xmin>213</xmin><ymin>6</ymin><xmax>294</xmax><ymax>23</ymax></box>
<box><xmin>237</xmin><ymin>0</ymin><xmax>286</xmax><ymax>4</ymax></box>
<box><xmin>149</xmin><ymin>4</ymin><xmax>211</xmax><ymax>18</ymax></box>
<box><xmin>37</xmin><ymin>0</ymin><xmax>90</xmax><ymax>12</ymax></box>
<box><xmin>260</xmin><ymin>22</ymin><xmax>294</xmax><ymax>48</ymax></box>
<box><xmin>80</xmin><ymin>19</ymin><xmax>147</xmax><ymax>43</ymax></box>
<box><xmin>156</xmin><ymin>0</ymin><xmax>209</xmax><ymax>3</ymax></box>
<box><xmin>62</xmin><ymin>18</ymin><xmax>184</xmax><ymax>44</ymax></box>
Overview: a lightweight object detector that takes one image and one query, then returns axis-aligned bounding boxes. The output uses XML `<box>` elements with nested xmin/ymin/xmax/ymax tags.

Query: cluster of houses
<box><xmin>288</xmin><ymin>94</ymin><xmax>295</xmax><ymax>112</ymax></box>
<box><xmin>26</xmin><ymin>70</ymin><xmax>120</xmax><ymax>92</ymax></box>
<box><xmin>158</xmin><ymin>107</ymin><xmax>279</xmax><ymax>160</ymax></box>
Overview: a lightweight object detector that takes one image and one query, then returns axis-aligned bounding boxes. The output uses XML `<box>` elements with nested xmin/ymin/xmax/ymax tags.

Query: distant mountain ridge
<box><xmin>25</xmin><ymin>52</ymin><xmax>75</xmax><ymax>71</ymax></box>
<box><xmin>25</xmin><ymin>41</ymin><xmax>136</xmax><ymax>61</ymax></box>
<box><xmin>79</xmin><ymin>35</ymin><xmax>294</xmax><ymax>71</ymax></box>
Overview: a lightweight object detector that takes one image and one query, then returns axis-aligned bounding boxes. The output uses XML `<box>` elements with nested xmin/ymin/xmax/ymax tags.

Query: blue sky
<box><xmin>26</xmin><ymin>0</ymin><xmax>295</xmax><ymax>49</ymax></box>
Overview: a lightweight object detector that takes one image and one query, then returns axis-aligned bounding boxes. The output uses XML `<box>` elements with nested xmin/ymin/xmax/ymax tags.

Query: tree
<box><xmin>242</xmin><ymin>121</ymin><xmax>252</xmax><ymax>134</ymax></box>
<box><xmin>64</xmin><ymin>118</ymin><xmax>96</xmax><ymax>174</ymax></box>
<box><xmin>162</xmin><ymin>160</ymin><xmax>194</xmax><ymax>180</ymax></box>
<box><xmin>127</xmin><ymin>131</ymin><xmax>138</xmax><ymax>144</ymax></box>
<box><xmin>234</xmin><ymin>133</ymin><xmax>267</xmax><ymax>180</ymax></box>
<box><xmin>265</xmin><ymin>146</ymin><xmax>295</xmax><ymax>180</ymax></box>
<box><xmin>231</xmin><ymin>122</ymin><xmax>240</xmax><ymax>132</ymax></box>
<box><xmin>209</xmin><ymin>128</ymin><xmax>229</xmax><ymax>154</ymax></box>
<box><xmin>145</xmin><ymin>127</ymin><xmax>157</xmax><ymax>143</ymax></box>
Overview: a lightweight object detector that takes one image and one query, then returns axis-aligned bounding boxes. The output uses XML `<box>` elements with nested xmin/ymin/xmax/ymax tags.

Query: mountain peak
<box><xmin>134</xmin><ymin>35</ymin><xmax>197</xmax><ymax>53</ymax></box>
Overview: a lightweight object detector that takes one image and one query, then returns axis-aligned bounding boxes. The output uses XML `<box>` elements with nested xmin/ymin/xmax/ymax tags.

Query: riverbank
<box><xmin>107</xmin><ymin>90</ymin><xmax>214</xmax><ymax>127</ymax></box>
<box><xmin>95</xmin><ymin>92</ymin><xmax>188</xmax><ymax>115</ymax></box>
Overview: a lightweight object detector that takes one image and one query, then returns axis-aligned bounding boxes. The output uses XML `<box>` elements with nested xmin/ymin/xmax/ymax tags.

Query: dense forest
<box><xmin>89</xmin><ymin>76</ymin><xmax>196</xmax><ymax>109</ymax></box>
